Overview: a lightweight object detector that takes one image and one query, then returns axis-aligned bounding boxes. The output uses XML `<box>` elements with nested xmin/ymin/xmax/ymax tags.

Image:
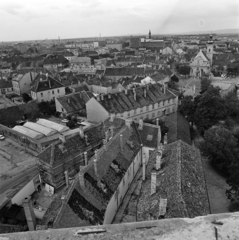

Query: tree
<box><xmin>66</xmin><ymin>120</ymin><xmax>76</xmax><ymax>129</ymax></box>
<box><xmin>194</xmin><ymin>86</ymin><xmax>227</xmax><ymax>133</ymax></box>
<box><xmin>179</xmin><ymin>95</ymin><xmax>196</xmax><ymax>125</ymax></box>
<box><xmin>200</xmin><ymin>77</ymin><xmax>211</xmax><ymax>94</ymax></box>
<box><xmin>201</xmin><ymin>126</ymin><xmax>238</xmax><ymax>174</ymax></box>
<box><xmin>170</xmin><ymin>74</ymin><xmax>179</xmax><ymax>82</ymax></box>
<box><xmin>22</xmin><ymin>93</ymin><xmax>32</xmax><ymax>103</ymax></box>
<box><xmin>224</xmin><ymin>90</ymin><xmax>239</xmax><ymax>117</ymax></box>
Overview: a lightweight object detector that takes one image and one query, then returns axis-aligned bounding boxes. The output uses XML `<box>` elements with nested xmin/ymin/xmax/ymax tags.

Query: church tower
<box><xmin>206</xmin><ymin>34</ymin><xmax>214</xmax><ymax>65</ymax></box>
<box><xmin>149</xmin><ymin>30</ymin><xmax>151</xmax><ymax>39</ymax></box>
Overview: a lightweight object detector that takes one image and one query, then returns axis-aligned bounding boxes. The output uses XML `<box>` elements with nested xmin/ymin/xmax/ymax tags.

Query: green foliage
<box><xmin>179</xmin><ymin>95</ymin><xmax>196</xmax><ymax>124</ymax></box>
<box><xmin>176</xmin><ymin>65</ymin><xmax>191</xmax><ymax>75</ymax></box>
<box><xmin>170</xmin><ymin>74</ymin><xmax>179</xmax><ymax>82</ymax></box>
<box><xmin>201</xmin><ymin>126</ymin><xmax>238</xmax><ymax>175</ymax></box>
<box><xmin>200</xmin><ymin>77</ymin><xmax>211</xmax><ymax>94</ymax></box>
<box><xmin>224</xmin><ymin>90</ymin><xmax>239</xmax><ymax>117</ymax></box>
<box><xmin>194</xmin><ymin>86</ymin><xmax>227</xmax><ymax>133</ymax></box>
<box><xmin>38</xmin><ymin>101</ymin><xmax>56</xmax><ymax>116</ymax></box>
<box><xmin>22</xmin><ymin>93</ymin><xmax>32</xmax><ymax>103</ymax></box>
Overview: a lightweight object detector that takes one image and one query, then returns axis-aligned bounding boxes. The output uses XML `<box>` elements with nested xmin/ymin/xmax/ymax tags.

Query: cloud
<box><xmin>1</xmin><ymin>3</ymin><xmax>24</xmax><ymax>15</ymax></box>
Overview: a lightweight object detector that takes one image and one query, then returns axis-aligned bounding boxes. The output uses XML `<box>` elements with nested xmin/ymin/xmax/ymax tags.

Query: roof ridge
<box><xmin>176</xmin><ymin>140</ymin><xmax>189</xmax><ymax>217</ymax></box>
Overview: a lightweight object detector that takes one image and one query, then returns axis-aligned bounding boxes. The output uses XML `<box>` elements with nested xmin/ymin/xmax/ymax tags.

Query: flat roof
<box><xmin>23</xmin><ymin>122</ymin><xmax>57</xmax><ymax>136</ymax></box>
<box><xmin>36</xmin><ymin>119</ymin><xmax>69</xmax><ymax>133</ymax></box>
<box><xmin>12</xmin><ymin>125</ymin><xmax>44</xmax><ymax>140</ymax></box>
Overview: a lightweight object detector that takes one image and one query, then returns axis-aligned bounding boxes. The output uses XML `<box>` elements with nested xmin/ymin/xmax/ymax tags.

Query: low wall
<box><xmin>0</xmin><ymin>124</ymin><xmax>41</xmax><ymax>153</ymax></box>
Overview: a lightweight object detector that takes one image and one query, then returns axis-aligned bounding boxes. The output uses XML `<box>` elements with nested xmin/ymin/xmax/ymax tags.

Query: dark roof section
<box><xmin>43</xmin><ymin>55</ymin><xmax>69</xmax><ymax>65</ymax></box>
<box><xmin>60</xmin><ymin>120</ymin><xmax>141</xmax><ymax>226</ymax></box>
<box><xmin>137</xmin><ymin>122</ymin><xmax>161</xmax><ymax>148</ymax></box>
<box><xmin>56</xmin><ymin>91</ymin><xmax>93</xmax><ymax>114</ymax></box>
<box><xmin>165</xmin><ymin>112</ymin><xmax>191</xmax><ymax>145</ymax></box>
<box><xmin>31</xmin><ymin>74</ymin><xmax>64</xmax><ymax>92</ymax></box>
<box><xmin>0</xmin><ymin>79</ymin><xmax>12</xmax><ymax>88</ymax></box>
<box><xmin>97</xmin><ymin>83</ymin><xmax>177</xmax><ymax>114</ymax></box>
<box><xmin>105</xmin><ymin>67</ymin><xmax>145</xmax><ymax>77</ymax></box>
<box><xmin>137</xmin><ymin>140</ymin><xmax>210</xmax><ymax>220</ymax></box>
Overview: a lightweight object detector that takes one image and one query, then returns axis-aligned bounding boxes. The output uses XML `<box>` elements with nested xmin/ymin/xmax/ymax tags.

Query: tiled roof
<box><xmin>165</xmin><ymin>112</ymin><xmax>191</xmax><ymax>145</ymax></box>
<box><xmin>60</xmin><ymin>119</ymin><xmax>141</xmax><ymax>226</ymax></box>
<box><xmin>43</xmin><ymin>55</ymin><xmax>69</xmax><ymax>65</ymax></box>
<box><xmin>0</xmin><ymin>79</ymin><xmax>12</xmax><ymax>88</ymax></box>
<box><xmin>31</xmin><ymin>75</ymin><xmax>64</xmax><ymax>92</ymax></box>
<box><xmin>97</xmin><ymin>83</ymin><xmax>176</xmax><ymax>114</ymax></box>
<box><xmin>201</xmin><ymin>51</ymin><xmax>210</xmax><ymax>62</ymax></box>
<box><xmin>87</xmin><ymin>75</ymin><xmax>114</xmax><ymax>87</ymax></box>
<box><xmin>137</xmin><ymin>122</ymin><xmax>160</xmax><ymax>148</ymax></box>
<box><xmin>105</xmin><ymin>67</ymin><xmax>145</xmax><ymax>76</ymax></box>
<box><xmin>56</xmin><ymin>91</ymin><xmax>93</xmax><ymax>114</ymax></box>
<box><xmin>137</xmin><ymin>140</ymin><xmax>210</xmax><ymax>221</ymax></box>
<box><xmin>142</xmin><ymin>41</ymin><xmax>164</xmax><ymax>48</ymax></box>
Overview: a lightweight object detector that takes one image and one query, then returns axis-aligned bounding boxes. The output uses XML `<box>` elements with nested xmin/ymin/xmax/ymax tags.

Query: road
<box><xmin>0</xmin><ymin>165</ymin><xmax>39</xmax><ymax>207</ymax></box>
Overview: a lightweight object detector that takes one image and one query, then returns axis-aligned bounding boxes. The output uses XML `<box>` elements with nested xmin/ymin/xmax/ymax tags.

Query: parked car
<box><xmin>0</xmin><ymin>135</ymin><xmax>5</xmax><ymax>140</ymax></box>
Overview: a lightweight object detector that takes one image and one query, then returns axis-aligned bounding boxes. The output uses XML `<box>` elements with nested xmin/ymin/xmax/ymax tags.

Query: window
<box><xmin>146</xmin><ymin>106</ymin><xmax>149</xmax><ymax>111</ymax></box>
<box><xmin>152</xmin><ymin>104</ymin><xmax>154</xmax><ymax>109</ymax></box>
<box><xmin>158</xmin><ymin>111</ymin><xmax>161</xmax><ymax>116</ymax></box>
<box><xmin>134</xmin><ymin>109</ymin><xmax>137</xmax><ymax>114</ymax></box>
<box><xmin>146</xmin><ymin>114</ymin><xmax>149</xmax><ymax>119</ymax></box>
<box><xmin>57</xmin><ymin>89</ymin><xmax>60</xmax><ymax>94</ymax></box>
<box><xmin>52</xmin><ymin>90</ymin><xmax>54</xmax><ymax>94</ymax></box>
<box><xmin>152</xmin><ymin>112</ymin><xmax>155</xmax><ymax>118</ymax></box>
<box><xmin>62</xmin><ymin>108</ymin><xmax>64</xmax><ymax>112</ymax></box>
<box><xmin>127</xmin><ymin>112</ymin><xmax>130</xmax><ymax>117</ymax></box>
<box><xmin>41</xmin><ymin>93</ymin><xmax>43</xmax><ymax>97</ymax></box>
<box><xmin>140</xmin><ymin>108</ymin><xmax>143</xmax><ymax>113</ymax></box>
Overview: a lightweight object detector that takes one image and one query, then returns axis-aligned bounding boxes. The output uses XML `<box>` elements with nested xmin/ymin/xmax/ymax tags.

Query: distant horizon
<box><xmin>0</xmin><ymin>0</ymin><xmax>238</xmax><ymax>42</ymax></box>
<box><xmin>1</xmin><ymin>27</ymin><xmax>239</xmax><ymax>44</ymax></box>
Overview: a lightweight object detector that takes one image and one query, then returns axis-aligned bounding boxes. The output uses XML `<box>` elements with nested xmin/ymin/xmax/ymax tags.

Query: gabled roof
<box><xmin>95</xmin><ymin>83</ymin><xmax>176</xmax><ymax>114</ymax></box>
<box><xmin>31</xmin><ymin>75</ymin><xmax>64</xmax><ymax>93</ymax></box>
<box><xmin>71</xmin><ymin>57</ymin><xmax>91</xmax><ymax>63</ymax></box>
<box><xmin>56</xmin><ymin>119</ymin><xmax>141</xmax><ymax>227</ymax></box>
<box><xmin>137</xmin><ymin>140</ymin><xmax>210</xmax><ymax>220</ymax></box>
<box><xmin>43</xmin><ymin>55</ymin><xmax>68</xmax><ymax>65</ymax></box>
<box><xmin>56</xmin><ymin>91</ymin><xmax>93</xmax><ymax>114</ymax></box>
<box><xmin>105</xmin><ymin>67</ymin><xmax>145</xmax><ymax>76</ymax></box>
<box><xmin>137</xmin><ymin>122</ymin><xmax>161</xmax><ymax>148</ymax></box>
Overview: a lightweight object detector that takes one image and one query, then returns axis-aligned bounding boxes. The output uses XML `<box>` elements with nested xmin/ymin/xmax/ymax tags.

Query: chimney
<box><xmin>101</xmin><ymin>94</ymin><xmax>104</xmax><ymax>101</ymax></box>
<box><xmin>79</xmin><ymin>125</ymin><xmax>84</xmax><ymax>138</ymax></box>
<box><xmin>120</xmin><ymin>134</ymin><xmax>123</xmax><ymax>151</ymax></box>
<box><xmin>163</xmin><ymin>83</ymin><xmax>166</xmax><ymax>94</ymax></box>
<box><xmin>23</xmin><ymin>197</ymin><xmax>36</xmax><ymax>231</ymax></box>
<box><xmin>84</xmin><ymin>151</ymin><xmax>88</xmax><ymax>166</ymax></box>
<box><xmin>142</xmin><ymin>153</ymin><xmax>146</xmax><ymax>181</ymax></box>
<box><xmin>156</xmin><ymin>149</ymin><xmax>162</xmax><ymax>170</ymax></box>
<box><xmin>125</xmin><ymin>118</ymin><xmax>132</xmax><ymax>129</ymax></box>
<box><xmin>68</xmin><ymin>97</ymin><xmax>70</xmax><ymax>104</ymax></box>
<box><xmin>94</xmin><ymin>157</ymin><xmax>98</xmax><ymax>177</ymax></box>
<box><xmin>46</xmin><ymin>73</ymin><xmax>48</xmax><ymax>79</ymax></box>
<box><xmin>79</xmin><ymin>171</ymin><xmax>85</xmax><ymax>189</ymax></box>
<box><xmin>144</xmin><ymin>88</ymin><xmax>146</xmax><ymax>98</ymax></box>
<box><xmin>59</xmin><ymin>134</ymin><xmax>66</xmax><ymax>143</ymax></box>
<box><xmin>125</xmin><ymin>89</ymin><xmax>128</xmax><ymax>95</ymax></box>
<box><xmin>108</xmin><ymin>94</ymin><xmax>111</xmax><ymax>99</ymax></box>
<box><xmin>105</xmin><ymin>131</ymin><xmax>109</xmax><ymax>142</ymax></box>
<box><xmin>110</xmin><ymin>113</ymin><xmax>115</xmax><ymax>122</ymax></box>
<box><xmin>110</xmin><ymin>127</ymin><xmax>114</xmax><ymax>138</ymax></box>
<box><xmin>138</xmin><ymin>119</ymin><xmax>143</xmax><ymax>130</ymax></box>
<box><xmin>64</xmin><ymin>170</ymin><xmax>69</xmax><ymax>187</ymax></box>
<box><xmin>156</xmin><ymin>118</ymin><xmax>159</xmax><ymax>126</ymax></box>
<box><xmin>151</xmin><ymin>172</ymin><xmax>157</xmax><ymax>195</ymax></box>
<box><xmin>164</xmin><ymin>133</ymin><xmax>168</xmax><ymax>145</ymax></box>
<box><xmin>134</xmin><ymin>91</ymin><xmax>136</xmax><ymax>101</ymax></box>
<box><xmin>103</xmin><ymin>139</ymin><xmax>107</xmax><ymax>150</ymax></box>
<box><xmin>96</xmin><ymin>95</ymin><xmax>100</xmax><ymax>101</ymax></box>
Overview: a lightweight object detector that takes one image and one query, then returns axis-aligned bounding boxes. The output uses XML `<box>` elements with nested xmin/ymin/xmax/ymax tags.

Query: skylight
<box><xmin>146</xmin><ymin>135</ymin><xmax>153</xmax><ymax>141</ymax></box>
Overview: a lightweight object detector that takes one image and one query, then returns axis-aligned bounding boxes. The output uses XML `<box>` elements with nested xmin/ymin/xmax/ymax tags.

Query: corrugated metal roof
<box><xmin>12</xmin><ymin>125</ymin><xmax>44</xmax><ymax>140</ymax></box>
<box><xmin>36</xmin><ymin>119</ymin><xmax>69</xmax><ymax>133</ymax></box>
<box><xmin>23</xmin><ymin>122</ymin><xmax>57</xmax><ymax>136</ymax></box>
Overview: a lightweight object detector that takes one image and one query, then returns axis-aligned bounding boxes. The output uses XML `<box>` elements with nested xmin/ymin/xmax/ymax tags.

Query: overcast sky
<box><xmin>0</xmin><ymin>0</ymin><xmax>238</xmax><ymax>41</ymax></box>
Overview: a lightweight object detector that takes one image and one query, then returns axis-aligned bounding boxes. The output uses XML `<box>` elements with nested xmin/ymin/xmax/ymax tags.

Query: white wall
<box><xmin>142</xmin><ymin>146</ymin><xmax>154</xmax><ymax>165</ymax></box>
<box><xmin>86</xmin><ymin>98</ymin><xmax>109</xmax><ymax>123</ymax></box>
<box><xmin>11</xmin><ymin>180</ymin><xmax>35</xmax><ymax>206</ymax></box>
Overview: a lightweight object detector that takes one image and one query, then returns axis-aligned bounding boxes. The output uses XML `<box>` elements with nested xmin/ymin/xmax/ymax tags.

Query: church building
<box><xmin>190</xmin><ymin>34</ymin><xmax>214</xmax><ymax>77</ymax></box>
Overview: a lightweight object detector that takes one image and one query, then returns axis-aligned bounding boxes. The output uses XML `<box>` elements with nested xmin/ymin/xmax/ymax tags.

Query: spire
<box><xmin>149</xmin><ymin>30</ymin><xmax>151</xmax><ymax>39</ymax></box>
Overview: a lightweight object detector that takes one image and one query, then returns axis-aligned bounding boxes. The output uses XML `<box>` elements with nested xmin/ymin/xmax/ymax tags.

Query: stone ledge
<box><xmin>1</xmin><ymin>212</ymin><xmax>239</xmax><ymax>240</ymax></box>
